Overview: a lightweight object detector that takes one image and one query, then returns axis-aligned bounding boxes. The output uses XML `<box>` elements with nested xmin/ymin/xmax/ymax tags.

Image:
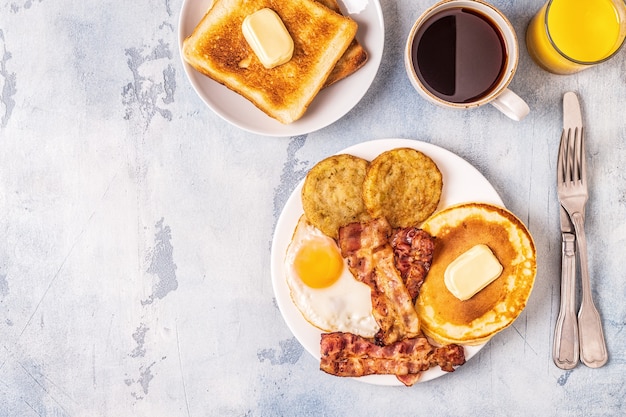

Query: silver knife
<box><xmin>552</xmin><ymin>206</ymin><xmax>579</xmax><ymax>369</ymax></box>
<box><xmin>552</xmin><ymin>94</ymin><xmax>582</xmax><ymax>369</ymax></box>
<box><xmin>562</xmin><ymin>92</ymin><xmax>608</xmax><ymax>368</ymax></box>
<box><xmin>554</xmin><ymin>92</ymin><xmax>608</xmax><ymax>369</ymax></box>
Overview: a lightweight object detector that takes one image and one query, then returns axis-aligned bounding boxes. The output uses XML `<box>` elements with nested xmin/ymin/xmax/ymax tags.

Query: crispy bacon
<box><xmin>396</xmin><ymin>372</ymin><xmax>422</xmax><ymax>387</ymax></box>
<box><xmin>325</xmin><ymin>219</ymin><xmax>466</xmax><ymax>385</ymax></box>
<box><xmin>391</xmin><ymin>227</ymin><xmax>435</xmax><ymax>300</ymax></box>
<box><xmin>338</xmin><ymin>219</ymin><xmax>420</xmax><ymax>345</ymax></box>
<box><xmin>320</xmin><ymin>332</ymin><xmax>465</xmax><ymax>386</ymax></box>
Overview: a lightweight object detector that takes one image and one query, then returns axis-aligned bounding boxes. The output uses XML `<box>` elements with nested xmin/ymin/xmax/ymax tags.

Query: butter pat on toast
<box><xmin>182</xmin><ymin>0</ymin><xmax>358</xmax><ymax>124</ymax></box>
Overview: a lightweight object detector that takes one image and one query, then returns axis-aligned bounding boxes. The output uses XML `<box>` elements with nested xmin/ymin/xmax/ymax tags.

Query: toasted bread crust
<box><xmin>316</xmin><ymin>0</ymin><xmax>368</xmax><ymax>87</ymax></box>
<box><xmin>325</xmin><ymin>38</ymin><xmax>368</xmax><ymax>87</ymax></box>
<box><xmin>182</xmin><ymin>0</ymin><xmax>358</xmax><ymax>123</ymax></box>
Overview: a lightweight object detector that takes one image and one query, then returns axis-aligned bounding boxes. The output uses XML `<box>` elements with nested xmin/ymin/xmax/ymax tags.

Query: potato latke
<box><xmin>301</xmin><ymin>154</ymin><xmax>371</xmax><ymax>239</ymax></box>
<box><xmin>362</xmin><ymin>148</ymin><xmax>442</xmax><ymax>228</ymax></box>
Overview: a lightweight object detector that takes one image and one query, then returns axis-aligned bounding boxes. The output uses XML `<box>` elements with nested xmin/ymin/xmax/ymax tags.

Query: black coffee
<box><xmin>411</xmin><ymin>8</ymin><xmax>507</xmax><ymax>103</ymax></box>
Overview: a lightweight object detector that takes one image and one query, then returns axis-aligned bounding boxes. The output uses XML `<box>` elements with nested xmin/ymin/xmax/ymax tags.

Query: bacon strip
<box><xmin>396</xmin><ymin>372</ymin><xmax>422</xmax><ymax>387</ymax></box>
<box><xmin>338</xmin><ymin>219</ymin><xmax>420</xmax><ymax>345</ymax></box>
<box><xmin>320</xmin><ymin>332</ymin><xmax>465</xmax><ymax>386</ymax></box>
<box><xmin>391</xmin><ymin>227</ymin><xmax>435</xmax><ymax>300</ymax></box>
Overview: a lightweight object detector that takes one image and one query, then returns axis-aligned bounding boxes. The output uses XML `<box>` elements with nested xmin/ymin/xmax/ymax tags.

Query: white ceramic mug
<box><xmin>405</xmin><ymin>0</ymin><xmax>530</xmax><ymax>121</ymax></box>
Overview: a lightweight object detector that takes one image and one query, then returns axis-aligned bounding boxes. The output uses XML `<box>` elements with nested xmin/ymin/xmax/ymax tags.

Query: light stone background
<box><xmin>1</xmin><ymin>0</ymin><xmax>625</xmax><ymax>416</ymax></box>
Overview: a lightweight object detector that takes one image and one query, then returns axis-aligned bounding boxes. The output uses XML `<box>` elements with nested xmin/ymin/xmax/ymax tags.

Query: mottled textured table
<box><xmin>1</xmin><ymin>0</ymin><xmax>625</xmax><ymax>416</ymax></box>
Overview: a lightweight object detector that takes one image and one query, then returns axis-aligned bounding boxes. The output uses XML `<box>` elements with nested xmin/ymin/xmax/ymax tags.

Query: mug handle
<box><xmin>490</xmin><ymin>88</ymin><xmax>530</xmax><ymax>121</ymax></box>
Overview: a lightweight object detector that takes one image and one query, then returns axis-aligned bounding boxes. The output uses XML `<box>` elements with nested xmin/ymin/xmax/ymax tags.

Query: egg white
<box><xmin>284</xmin><ymin>216</ymin><xmax>379</xmax><ymax>338</ymax></box>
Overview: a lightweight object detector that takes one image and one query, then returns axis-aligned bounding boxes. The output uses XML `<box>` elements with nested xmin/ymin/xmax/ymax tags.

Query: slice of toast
<box><xmin>317</xmin><ymin>0</ymin><xmax>368</xmax><ymax>87</ymax></box>
<box><xmin>182</xmin><ymin>0</ymin><xmax>358</xmax><ymax>124</ymax></box>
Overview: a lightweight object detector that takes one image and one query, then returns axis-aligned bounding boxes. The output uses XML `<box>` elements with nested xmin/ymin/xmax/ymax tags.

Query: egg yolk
<box><xmin>294</xmin><ymin>240</ymin><xmax>344</xmax><ymax>288</ymax></box>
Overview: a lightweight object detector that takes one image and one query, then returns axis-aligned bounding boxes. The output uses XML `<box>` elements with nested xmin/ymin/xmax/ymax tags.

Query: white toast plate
<box><xmin>271</xmin><ymin>138</ymin><xmax>504</xmax><ymax>385</ymax></box>
<box><xmin>178</xmin><ymin>0</ymin><xmax>384</xmax><ymax>137</ymax></box>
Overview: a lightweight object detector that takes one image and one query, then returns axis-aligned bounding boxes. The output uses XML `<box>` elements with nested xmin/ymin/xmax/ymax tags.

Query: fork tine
<box><xmin>558</xmin><ymin>129</ymin><xmax>567</xmax><ymax>184</ymax></box>
<box><xmin>561</xmin><ymin>127</ymin><xmax>575</xmax><ymax>184</ymax></box>
<box><xmin>575</xmin><ymin>127</ymin><xmax>586</xmax><ymax>184</ymax></box>
<box><xmin>566</xmin><ymin>128</ymin><xmax>574</xmax><ymax>183</ymax></box>
<box><xmin>558</xmin><ymin>126</ymin><xmax>587</xmax><ymax>186</ymax></box>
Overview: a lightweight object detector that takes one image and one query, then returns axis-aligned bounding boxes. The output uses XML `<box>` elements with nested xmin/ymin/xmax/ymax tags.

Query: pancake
<box><xmin>415</xmin><ymin>203</ymin><xmax>536</xmax><ymax>345</ymax></box>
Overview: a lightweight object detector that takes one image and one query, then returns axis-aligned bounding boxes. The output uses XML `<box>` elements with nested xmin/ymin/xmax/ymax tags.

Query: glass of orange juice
<box><xmin>526</xmin><ymin>0</ymin><xmax>626</xmax><ymax>74</ymax></box>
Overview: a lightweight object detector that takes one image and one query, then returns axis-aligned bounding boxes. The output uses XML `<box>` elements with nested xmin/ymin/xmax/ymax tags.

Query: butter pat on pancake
<box><xmin>302</xmin><ymin>154</ymin><xmax>371</xmax><ymax>239</ymax></box>
<box><xmin>416</xmin><ymin>203</ymin><xmax>536</xmax><ymax>346</ymax></box>
<box><xmin>362</xmin><ymin>148</ymin><xmax>443</xmax><ymax>228</ymax></box>
<box><xmin>444</xmin><ymin>244</ymin><xmax>503</xmax><ymax>301</ymax></box>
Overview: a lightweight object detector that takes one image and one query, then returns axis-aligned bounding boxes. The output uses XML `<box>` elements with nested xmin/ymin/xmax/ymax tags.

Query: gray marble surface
<box><xmin>1</xmin><ymin>0</ymin><xmax>625</xmax><ymax>416</ymax></box>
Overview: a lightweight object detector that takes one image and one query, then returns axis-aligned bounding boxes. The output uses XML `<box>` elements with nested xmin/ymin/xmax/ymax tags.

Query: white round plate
<box><xmin>178</xmin><ymin>0</ymin><xmax>384</xmax><ymax>137</ymax></box>
<box><xmin>270</xmin><ymin>138</ymin><xmax>505</xmax><ymax>386</ymax></box>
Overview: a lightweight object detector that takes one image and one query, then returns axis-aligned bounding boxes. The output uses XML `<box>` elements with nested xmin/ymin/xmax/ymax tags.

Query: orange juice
<box><xmin>526</xmin><ymin>0</ymin><xmax>626</xmax><ymax>74</ymax></box>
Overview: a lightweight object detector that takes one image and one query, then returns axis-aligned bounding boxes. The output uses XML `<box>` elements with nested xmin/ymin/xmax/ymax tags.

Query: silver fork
<box><xmin>557</xmin><ymin>124</ymin><xmax>608</xmax><ymax>368</ymax></box>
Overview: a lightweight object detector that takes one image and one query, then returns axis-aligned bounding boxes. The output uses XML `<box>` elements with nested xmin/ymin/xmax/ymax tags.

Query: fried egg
<box><xmin>284</xmin><ymin>216</ymin><xmax>379</xmax><ymax>337</ymax></box>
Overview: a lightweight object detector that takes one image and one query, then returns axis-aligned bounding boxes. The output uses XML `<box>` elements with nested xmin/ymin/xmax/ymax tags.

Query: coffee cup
<box><xmin>405</xmin><ymin>0</ymin><xmax>529</xmax><ymax>121</ymax></box>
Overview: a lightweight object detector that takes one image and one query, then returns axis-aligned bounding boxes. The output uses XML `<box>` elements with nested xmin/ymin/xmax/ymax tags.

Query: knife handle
<box><xmin>553</xmin><ymin>233</ymin><xmax>579</xmax><ymax>369</ymax></box>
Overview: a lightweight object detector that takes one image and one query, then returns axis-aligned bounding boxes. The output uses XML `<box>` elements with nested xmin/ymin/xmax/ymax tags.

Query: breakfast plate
<box><xmin>178</xmin><ymin>0</ymin><xmax>384</xmax><ymax>137</ymax></box>
<box><xmin>270</xmin><ymin>138</ymin><xmax>504</xmax><ymax>386</ymax></box>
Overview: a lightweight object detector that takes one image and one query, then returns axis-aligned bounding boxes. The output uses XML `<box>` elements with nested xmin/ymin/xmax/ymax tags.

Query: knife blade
<box><xmin>563</xmin><ymin>91</ymin><xmax>583</xmax><ymax>139</ymax></box>
<box><xmin>552</xmin><ymin>92</ymin><xmax>582</xmax><ymax>369</ymax></box>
